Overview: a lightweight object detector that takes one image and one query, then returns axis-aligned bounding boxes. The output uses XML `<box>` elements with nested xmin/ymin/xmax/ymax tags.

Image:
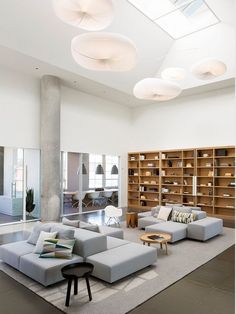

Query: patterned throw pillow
<box><xmin>171</xmin><ymin>210</ymin><xmax>196</xmax><ymax>224</ymax></box>
<box><xmin>40</xmin><ymin>239</ymin><xmax>75</xmax><ymax>259</ymax></box>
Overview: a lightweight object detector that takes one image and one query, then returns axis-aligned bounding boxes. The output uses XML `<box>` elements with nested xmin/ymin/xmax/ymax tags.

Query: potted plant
<box><xmin>26</xmin><ymin>188</ymin><xmax>35</xmax><ymax>216</ymax></box>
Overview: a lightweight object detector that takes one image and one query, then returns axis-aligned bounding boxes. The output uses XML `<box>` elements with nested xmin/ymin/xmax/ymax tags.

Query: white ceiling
<box><xmin>0</xmin><ymin>0</ymin><xmax>235</xmax><ymax>107</ymax></box>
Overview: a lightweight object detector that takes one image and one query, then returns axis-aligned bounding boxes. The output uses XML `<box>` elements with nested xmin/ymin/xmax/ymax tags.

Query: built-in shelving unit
<box><xmin>128</xmin><ymin>146</ymin><xmax>235</xmax><ymax>221</ymax></box>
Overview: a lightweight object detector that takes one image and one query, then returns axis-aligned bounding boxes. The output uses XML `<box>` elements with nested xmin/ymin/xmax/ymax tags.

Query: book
<box><xmin>148</xmin><ymin>235</ymin><xmax>165</xmax><ymax>240</ymax></box>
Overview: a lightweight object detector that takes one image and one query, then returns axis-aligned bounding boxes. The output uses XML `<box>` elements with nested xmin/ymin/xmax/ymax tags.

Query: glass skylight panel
<box><xmin>128</xmin><ymin>0</ymin><xmax>220</xmax><ymax>39</ymax></box>
<box><xmin>128</xmin><ymin>0</ymin><xmax>193</xmax><ymax>20</ymax></box>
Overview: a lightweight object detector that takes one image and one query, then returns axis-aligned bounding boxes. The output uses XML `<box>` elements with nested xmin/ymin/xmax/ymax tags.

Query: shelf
<box><xmin>197</xmin><ymin>195</ymin><xmax>213</xmax><ymax>198</ymax></box>
<box><xmin>140</xmin><ymin>191</ymin><xmax>159</xmax><ymax>194</ymax></box>
<box><xmin>128</xmin><ymin>190</ymin><xmax>139</xmax><ymax>192</ymax></box>
<box><xmin>197</xmin><ymin>157</ymin><xmax>213</xmax><ymax>159</ymax></box>
<box><xmin>161</xmin><ymin>175</ymin><xmax>182</xmax><ymax>178</ymax></box>
<box><xmin>140</xmin><ymin>183</ymin><xmax>159</xmax><ymax>186</ymax></box>
<box><xmin>214</xmin><ymin>156</ymin><xmax>235</xmax><ymax>158</ymax></box>
<box><xmin>140</xmin><ymin>167</ymin><xmax>158</xmax><ymax>169</ymax></box>
<box><xmin>140</xmin><ymin>159</ymin><xmax>159</xmax><ymax>161</ymax></box>
<box><xmin>141</xmin><ymin>199</ymin><xmax>159</xmax><ymax>202</ymax></box>
<box><xmin>163</xmin><ymin>184</ymin><xmax>183</xmax><ymax>186</ymax></box>
<box><xmin>161</xmin><ymin>167</ymin><xmax>183</xmax><ymax>169</ymax></box>
<box><xmin>128</xmin><ymin>183</ymin><xmax>139</xmax><ymax>185</ymax></box>
<box><xmin>215</xmin><ymin>176</ymin><xmax>235</xmax><ymax>178</ymax></box>
<box><xmin>214</xmin><ymin>166</ymin><xmax>235</xmax><ymax>168</ymax></box>
<box><xmin>214</xmin><ymin>186</ymin><xmax>235</xmax><ymax>188</ymax></box>
<box><xmin>214</xmin><ymin>205</ymin><xmax>235</xmax><ymax>209</ymax></box>
<box><xmin>214</xmin><ymin>196</ymin><xmax>235</xmax><ymax>199</ymax></box>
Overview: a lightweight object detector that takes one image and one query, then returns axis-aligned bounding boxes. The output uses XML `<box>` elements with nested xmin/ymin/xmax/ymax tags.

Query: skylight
<box><xmin>128</xmin><ymin>0</ymin><xmax>220</xmax><ymax>39</ymax></box>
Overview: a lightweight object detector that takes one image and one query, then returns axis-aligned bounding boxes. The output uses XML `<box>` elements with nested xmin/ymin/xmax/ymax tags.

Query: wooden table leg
<box><xmin>165</xmin><ymin>242</ymin><xmax>168</xmax><ymax>255</ymax></box>
<box><xmin>160</xmin><ymin>242</ymin><xmax>163</xmax><ymax>250</ymax></box>
<box><xmin>65</xmin><ymin>278</ymin><xmax>72</xmax><ymax>307</ymax></box>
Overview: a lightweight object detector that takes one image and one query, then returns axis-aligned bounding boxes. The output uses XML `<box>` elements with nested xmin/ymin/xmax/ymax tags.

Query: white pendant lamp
<box><xmin>161</xmin><ymin>67</ymin><xmax>186</xmax><ymax>81</ymax></box>
<box><xmin>191</xmin><ymin>59</ymin><xmax>227</xmax><ymax>80</ymax></box>
<box><xmin>53</xmin><ymin>0</ymin><xmax>114</xmax><ymax>31</ymax></box>
<box><xmin>71</xmin><ymin>32</ymin><xmax>137</xmax><ymax>71</ymax></box>
<box><xmin>133</xmin><ymin>78</ymin><xmax>182</xmax><ymax>101</ymax></box>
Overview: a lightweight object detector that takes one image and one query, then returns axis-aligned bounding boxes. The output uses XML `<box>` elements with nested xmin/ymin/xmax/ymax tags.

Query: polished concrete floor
<box><xmin>129</xmin><ymin>245</ymin><xmax>235</xmax><ymax>314</ymax></box>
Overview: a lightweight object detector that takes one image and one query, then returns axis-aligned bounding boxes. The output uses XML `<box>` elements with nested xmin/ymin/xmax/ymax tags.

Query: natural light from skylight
<box><xmin>128</xmin><ymin>0</ymin><xmax>220</xmax><ymax>39</ymax></box>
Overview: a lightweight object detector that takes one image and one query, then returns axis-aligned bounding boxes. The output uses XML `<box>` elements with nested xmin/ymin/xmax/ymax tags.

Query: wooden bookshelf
<box><xmin>128</xmin><ymin>146</ymin><xmax>235</xmax><ymax>221</ymax></box>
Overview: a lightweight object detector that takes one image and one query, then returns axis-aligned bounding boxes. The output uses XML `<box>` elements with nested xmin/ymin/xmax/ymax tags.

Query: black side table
<box><xmin>61</xmin><ymin>262</ymin><xmax>94</xmax><ymax>307</ymax></box>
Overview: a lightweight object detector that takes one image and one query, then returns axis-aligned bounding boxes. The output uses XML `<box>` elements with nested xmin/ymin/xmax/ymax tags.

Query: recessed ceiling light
<box><xmin>35</xmin><ymin>67</ymin><xmax>40</xmax><ymax>70</ymax></box>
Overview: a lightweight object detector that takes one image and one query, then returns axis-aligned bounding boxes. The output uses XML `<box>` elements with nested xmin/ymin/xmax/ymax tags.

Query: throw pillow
<box><xmin>27</xmin><ymin>222</ymin><xmax>52</xmax><ymax>245</ymax></box>
<box><xmin>40</xmin><ymin>239</ymin><xmax>75</xmax><ymax>259</ymax></box>
<box><xmin>151</xmin><ymin>206</ymin><xmax>161</xmax><ymax>218</ymax></box>
<box><xmin>80</xmin><ymin>221</ymin><xmax>100</xmax><ymax>233</ymax></box>
<box><xmin>51</xmin><ymin>225</ymin><xmax>75</xmax><ymax>240</ymax></box>
<box><xmin>173</xmin><ymin>206</ymin><xmax>192</xmax><ymax>213</ymax></box>
<box><xmin>171</xmin><ymin>210</ymin><xmax>196</xmax><ymax>224</ymax></box>
<box><xmin>157</xmin><ymin>206</ymin><xmax>172</xmax><ymax>221</ymax></box>
<box><xmin>62</xmin><ymin>217</ymin><xmax>80</xmax><ymax>228</ymax></box>
<box><xmin>33</xmin><ymin>231</ymin><xmax>57</xmax><ymax>254</ymax></box>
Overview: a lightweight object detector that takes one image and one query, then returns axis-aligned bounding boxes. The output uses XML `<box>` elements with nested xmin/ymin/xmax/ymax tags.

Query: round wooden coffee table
<box><xmin>140</xmin><ymin>232</ymin><xmax>171</xmax><ymax>255</ymax></box>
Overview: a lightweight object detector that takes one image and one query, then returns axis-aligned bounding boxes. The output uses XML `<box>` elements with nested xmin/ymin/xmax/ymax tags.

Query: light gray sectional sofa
<box><xmin>0</xmin><ymin>221</ymin><xmax>157</xmax><ymax>286</ymax></box>
<box><xmin>138</xmin><ymin>205</ymin><xmax>223</xmax><ymax>243</ymax></box>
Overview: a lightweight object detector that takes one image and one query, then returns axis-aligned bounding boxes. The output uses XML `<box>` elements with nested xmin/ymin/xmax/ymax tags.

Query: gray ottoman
<box><xmin>138</xmin><ymin>216</ymin><xmax>163</xmax><ymax>229</ymax></box>
<box><xmin>187</xmin><ymin>217</ymin><xmax>223</xmax><ymax>241</ymax></box>
<box><xmin>145</xmin><ymin>221</ymin><xmax>187</xmax><ymax>243</ymax></box>
<box><xmin>86</xmin><ymin>243</ymin><xmax>157</xmax><ymax>283</ymax></box>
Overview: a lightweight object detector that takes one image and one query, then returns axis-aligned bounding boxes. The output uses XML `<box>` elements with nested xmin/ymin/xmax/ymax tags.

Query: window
<box><xmin>105</xmin><ymin>155</ymin><xmax>119</xmax><ymax>188</ymax></box>
<box><xmin>62</xmin><ymin>152</ymin><xmax>68</xmax><ymax>190</ymax></box>
<box><xmin>128</xmin><ymin>0</ymin><xmax>220</xmax><ymax>39</ymax></box>
<box><xmin>89</xmin><ymin>154</ymin><xmax>103</xmax><ymax>188</ymax></box>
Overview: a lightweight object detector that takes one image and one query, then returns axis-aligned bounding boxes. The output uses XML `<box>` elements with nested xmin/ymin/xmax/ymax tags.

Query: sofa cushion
<box><xmin>40</xmin><ymin>239</ymin><xmax>75</xmax><ymax>259</ymax></box>
<box><xmin>171</xmin><ymin>210</ymin><xmax>195</xmax><ymax>224</ymax></box>
<box><xmin>157</xmin><ymin>206</ymin><xmax>172</xmax><ymax>221</ymax></box>
<box><xmin>138</xmin><ymin>211</ymin><xmax>152</xmax><ymax>218</ymax></box>
<box><xmin>151</xmin><ymin>206</ymin><xmax>161</xmax><ymax>217</ymax></box>
<box><xmin>192</xmin><ymin>210</ymin><xmax>207</xmax><ymax>220</ymax></box>
<box><xmin>86</xmin><ymin>243</ymin><xmax>157</xmax><ymax>283</ymax></box>
<box><xmin>138</xmin><ymin>216</ymin><xmax>164</xmax><ymax>229</ymax></box>
<box><xmin>73</xmin><ymin>228</ymin><xmax>107</xmax><ymax>258</ymax></box>
<box><xmin>0</xmin><ymin>241</ymin><xmax>34</xmax><ymax>269</ymax></box>
<box><xmin>98</xmin><ymin>225</ymin><xmax>124</xmax><ymax>239</ymax></box>
<box><xmin>27</xmin><ymin>222</ymin><xmax>53</xmax><ymax>245</ymax></box>
<box><xmin>62</xmin><ymin>217</ymin><xmax>80</xmax><ymax>228</ymax></box>
<box><xmin>33</xmin><ymin>231</ymin><xmax>57</xmax><ymax>254</ymax></box>
<box><xmin>51</xmin><ymin>225</ymin><xmax>75</xmax><ymax>239</ymax></box>
<box><xmin>172</xmin><ymin>206</ymin><xmax>192</xmax><ymax>213</ymax></box>
<box><xmin>80</xmin><ymin>221</ymin><xmax>100</xmax><ymax>233</ymax></box>
<box><xmin>19</xmin><ymin>253</ymin><xmax>83</xmax><ymax>286</ymax></box>
<box><xmin>145</xmin><ymin>221</ymin><xmax>187</xmax><ymax>243</ymax></box>
<box><xmin>106</xmin><ymin>236</ymin><xmax>129</xmax><ymax>250</ymax></box>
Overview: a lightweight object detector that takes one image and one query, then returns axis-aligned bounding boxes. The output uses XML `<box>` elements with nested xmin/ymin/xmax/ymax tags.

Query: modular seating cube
<box><xmin>145</xmin><ymin>221</ymin><xmax>188</xmax><ymax>243</ymax></box>
<box><xmin>187</xmin><ymin>217</ymin><xmax>223</xmax><ymax>241</ymax></box>
<box><xmin>86</xmin><ymin>243</ymin><xmax>157</xmax><ymax>283</ymax></box>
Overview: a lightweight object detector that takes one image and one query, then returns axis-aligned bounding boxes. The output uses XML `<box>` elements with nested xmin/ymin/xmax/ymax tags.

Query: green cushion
<box><xmin>40</xmin><ymin>238</ymin><xmax>75</xmax><ymax>259</ymax></box>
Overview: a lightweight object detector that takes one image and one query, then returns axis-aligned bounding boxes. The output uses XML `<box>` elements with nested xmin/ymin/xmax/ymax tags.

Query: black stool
<box><xmin>61</xmin><ymin>262</ymin><xmax>94</xmax><ymax>307</ymax></box>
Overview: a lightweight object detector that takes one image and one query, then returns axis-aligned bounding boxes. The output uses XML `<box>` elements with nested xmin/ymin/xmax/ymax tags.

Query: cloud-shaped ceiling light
<box><xmin>133</xmin><ymin>78</ymin><xmax>182</xmax><ymax>101</ymax></box>
<box><xmin>161</xmin><ymin>67</ymin><xmax>186</xmax><ymax>81</ymax></box>
<box><xmin>71</xmin><ymin>32</ymin><xmax>137</xmax><ymax>71</ymax></box>
<box><xmin>53</xmin><ymin>0</ymin><xmax>114</xmax><ymax>31</ymax></box>
<box><xmin>191</xmin><ymin>59</ymin><xmax>227</xmax><ymax>80</ymax></box>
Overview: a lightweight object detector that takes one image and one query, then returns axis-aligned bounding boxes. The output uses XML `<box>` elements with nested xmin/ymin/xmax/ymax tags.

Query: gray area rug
<box><xmin>0</xmin><ymin>226</ymin><xmax>235</xmax><ymax>314</ymax></box>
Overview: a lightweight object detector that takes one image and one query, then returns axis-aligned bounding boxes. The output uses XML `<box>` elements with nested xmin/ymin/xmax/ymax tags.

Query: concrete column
<box><xmin>40</xmin><ymin>75</ymin><xmax>61</xmax><ymax>221</ymax></box>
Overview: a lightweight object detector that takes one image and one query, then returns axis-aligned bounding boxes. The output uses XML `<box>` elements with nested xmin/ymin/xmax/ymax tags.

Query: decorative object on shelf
<box><xmin>225</xmin><ymin>173</ymin><xmax>233</xmax><ymax>177</ymax></box>
<box><xmin>161</xmin><ymin>67</ymin><xmax>186</xmax><ymax>81</ymax></box>
<box><xmin>203</xmin><ymin>153</ymin><xmax>209</xmax><ymax>157</ymax></box>
<box><xmin>133</xmin><ymin>78</ymin><xmax>182</xmax><ymax>101</ymax></box>
<box><xmin>145</xmin><ymin>171</ymin><xmax>151</xmax><ymax>176</ymax></box>
<box><xmin>140</xmin><ymin>154</ymin><xmax>145</xmax><ymax>160</ymax></box>
<box><xmin>111</xmin><ymin>165</ymin><xmax>118</xmax><ymax>175</ymax></box>
<box><xmin>53</xmin><ymin>0</ymin><xmax>114</xmax><ymax>31</ymax></box>
<box><xmin>26</xmin><ymin>188</ymin><xmax>35</xmax><ymax>216</ymax></box>
<box><xmin>95</xmin><ymin>164</ymin><xmax>104</xmax><ymax>175</ymax></box>
<box><xmin>71</xmin><ymin>32</ymin><xmax>137</xmax><ymax>71</ymax></box>
<box><xmin>208</xmin><ymin>182</ymin><xmax>213</xmax><ymax>186</ymax></box>
<box><xmin>186</xmin><ymin>163</ymin><xmax>193</xmax><ymax>168</ymax></box>
<box><xmin>215</xmin><ymin>149</ymin><xmax>228</xmax><ymax>156</ymax></box>
<box><xmin>208</xmin><ymin>171</ymin><xmax>214</xmax><ymax>177</ymax></box>
<box><xmin>191</xmin><ymin>59</ymin><xmax>227</xmax><ymax>80</ymax></box>
<box><xmin>167</xmin><ymin>160</ymin><xmax>172</xmax><ymax>167</ymax></box>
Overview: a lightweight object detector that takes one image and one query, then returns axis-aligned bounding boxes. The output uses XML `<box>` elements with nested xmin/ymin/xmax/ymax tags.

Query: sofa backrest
<box><xmin>73</xmin><ymin>228</ymin><xmax>107</xmax><ymax>258</ymax></box>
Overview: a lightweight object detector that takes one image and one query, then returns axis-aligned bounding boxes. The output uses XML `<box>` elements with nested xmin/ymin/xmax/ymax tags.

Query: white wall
<box><xmin>130</xmin><ymin>86</ymin><xmax>235</xmax><ymax>152</ymax></box>
<box><xmin>0</xmin><ymin>67</ymin><xmax>40</xmax><ymax>149</ymax></box>
<box><xmin>61</xmin><ymin>86</ymin><xmax>132</xmax><ymax>207</ymax></box>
